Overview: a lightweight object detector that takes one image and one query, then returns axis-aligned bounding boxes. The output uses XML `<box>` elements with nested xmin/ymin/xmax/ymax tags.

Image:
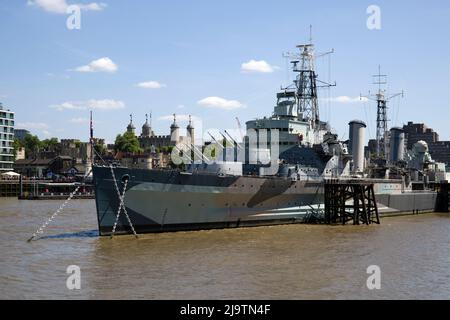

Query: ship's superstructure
<box><xmin>361</xmin><ymin>68</ymin><xmax>447</xmax><ymax>186</ymax></box>
<box><xmin>245</xmin><ymin>41</ymin><xmax>334</xmax><ymax>155</ymax></box>
<box><xmin>241</xmin><ymin>41</ymin><xmax>349</xmax><ymax>179</ymax></box>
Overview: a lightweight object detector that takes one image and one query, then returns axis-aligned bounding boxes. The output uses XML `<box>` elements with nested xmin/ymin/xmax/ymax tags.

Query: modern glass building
<box><xmin>14</xmin><ymin>128</ymin><xmax>30</xmax><ymax>141</ymax></box>
<box><xmin>0</xmin><ymin>103</ymin><xmax>15</xmax><ymax>172</ymax></box>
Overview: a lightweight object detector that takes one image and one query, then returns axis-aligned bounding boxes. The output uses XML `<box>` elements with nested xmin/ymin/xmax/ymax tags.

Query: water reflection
<box><xmin>40</xmin><ymin>229</ymin><xmax>99</xmax><ymax>240</ymax></box>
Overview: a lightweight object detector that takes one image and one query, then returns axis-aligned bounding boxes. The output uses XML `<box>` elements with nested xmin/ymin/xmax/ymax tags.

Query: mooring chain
<box><xmin>27</xmin><ymin>169</ymin><xmax>93</xmax><ymax>242</ymax></box>
<box><xmin>111</xmin><ymin>178</ymin><xmax>128</xmax><ymax>237</ymax></box>
<box><xmin>109</xmin><ymin>165</ymin><xmax>139</xmax><ymax>239</ymax></box>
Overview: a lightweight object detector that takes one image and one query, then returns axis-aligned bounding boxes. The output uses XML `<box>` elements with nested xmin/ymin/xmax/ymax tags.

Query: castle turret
<box><xmin>127</xmin><ymin>114</ymin><xmax>136</xmax><ymax>134</ymax></box>
<box><xmin>170</xmin><ymin>113</ymin><xmax>180</xmax><ymax>143</ymax></box>
<box><xmin>141</xmin><ymin>114</ymin><xmax>151</xmax><ymax>138</ymax></box>
<box><xmin>186</xmin><ymin>115</ymin><xmax>195</xmax><ymax>146</ymax></box>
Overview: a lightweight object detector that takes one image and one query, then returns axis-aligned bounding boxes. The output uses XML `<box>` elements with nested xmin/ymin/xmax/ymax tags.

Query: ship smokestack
<box><xmin>389</xmin><ymin>127</ymin><xmax>405</xmax><ymax>164</ymax></box>
<box><xmin>349</xmin><ymin>120</ymin><xmax>367</xmax><ymax>174</ymax></box>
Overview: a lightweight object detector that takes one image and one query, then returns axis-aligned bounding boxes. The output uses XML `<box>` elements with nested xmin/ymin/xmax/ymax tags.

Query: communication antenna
<box><xmin>361</xmin><ymin>66</ymin><xmax>404</xmax><ymax>158</ymax></box>
<box><xmin>282</xmin><ymin>26</ymin><xmax>336</xmax><ymax>133</ymax></box>
<box><xmin>373</xmin><ymin>65</ymin><xmax>387</xmax><ymax>92</ymax></box>
<box><xmin>309</xmin><ymin>24</ymin><xmax>313</xmax><ymax>44</ymax></box>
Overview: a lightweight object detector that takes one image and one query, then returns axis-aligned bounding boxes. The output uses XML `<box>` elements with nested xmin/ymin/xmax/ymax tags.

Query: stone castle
<box><xmin>126</xmin><ymin>113</ymin><xmax>195</xmax><ymax>152</ymax></box>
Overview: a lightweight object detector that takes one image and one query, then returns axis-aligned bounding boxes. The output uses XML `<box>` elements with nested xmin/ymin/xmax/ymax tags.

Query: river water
<box><xmin>0</xmin><ymin>198</ymin><xmax>449</xmax><ymax>300</ymax></box>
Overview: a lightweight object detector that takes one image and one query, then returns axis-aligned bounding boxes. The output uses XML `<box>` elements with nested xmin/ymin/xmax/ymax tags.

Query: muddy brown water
<box><xmin>0</xmin><ymin>198</ymin><xmax>449</xmax><ymax>299</ymax></box>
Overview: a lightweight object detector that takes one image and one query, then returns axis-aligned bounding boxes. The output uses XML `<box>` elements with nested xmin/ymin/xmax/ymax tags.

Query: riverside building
<box><xmin>0</xmin><ymin>103</ymin><xmax>15</xmax><ymax>172</ymax></box>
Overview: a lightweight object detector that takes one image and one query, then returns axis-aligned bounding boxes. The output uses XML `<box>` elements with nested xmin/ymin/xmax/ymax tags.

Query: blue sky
<box><xmin>1</xmin><ymin>0</ymin><xmax>449</xmax><ymax>144</ymax></box>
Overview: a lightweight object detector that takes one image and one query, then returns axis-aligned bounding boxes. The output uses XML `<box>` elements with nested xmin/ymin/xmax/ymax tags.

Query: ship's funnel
<box><xmin>389</xmin><ymin>127</ymin><xmax>405</xmax><ymax>164</ymax></box>
<box><xmin>349</xmin><ymin>120</ymin><xmax>366</xmax><ymax>174</ymax></box>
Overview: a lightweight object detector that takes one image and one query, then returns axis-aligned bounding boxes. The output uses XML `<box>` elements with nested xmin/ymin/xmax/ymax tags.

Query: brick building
<box><xmin>402</xmin><ymin>122</ymin><xmax>439</xmax><ymax>150</ymax></box>
<box><xmin>402</xmin><ymin>122</ymin><xmax>450</xmax><ymax>166</ymax></box>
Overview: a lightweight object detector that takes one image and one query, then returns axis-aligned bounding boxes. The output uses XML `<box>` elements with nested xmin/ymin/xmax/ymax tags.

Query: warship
<box><xmin>92</xmin><ymin>40</ymin><xmax>445</xmax><ymax>235</ymax></box>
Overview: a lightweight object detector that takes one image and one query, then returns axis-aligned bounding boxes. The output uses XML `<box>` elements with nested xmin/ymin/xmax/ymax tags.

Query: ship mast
<box><xmin>295</xmin><ymin>43</ymin><xmax>319</xmax><ymax>127</ymax></box>
<box><xmin>362</xmin><ymin>66</ymin><xmax>404</xmax><ymax>159</ymax></box>
<box><xmin>374</xmin><ymin>66</ymin><xmax>388</xmax><ymax>157</ymax></box>
<box><xmin>283</xmin><ymin>27</ymin><xmax>335</xmax><ymax>133</ymax></box>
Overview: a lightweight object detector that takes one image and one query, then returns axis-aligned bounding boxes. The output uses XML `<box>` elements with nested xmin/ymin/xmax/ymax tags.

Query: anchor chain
<box><xmin>111</xmin><ymin>178</ymin><xmax>128</xmax><ymax>237</ymax></box>
<box><xmin>27</xmin><ymin>168</ymin><xmax>93</xmax><ymax>242</ymax></box>
<box><xmin>109</xmin><ymin>165</ymin><xmax>138</xmax><ymax>239</ymax></box>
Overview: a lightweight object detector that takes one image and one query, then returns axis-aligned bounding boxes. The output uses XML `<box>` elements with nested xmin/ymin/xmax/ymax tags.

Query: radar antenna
<box><xmin>282</xmin><ymin>27</ymin><xmax>335</xmax><ymax>132</ymax></box>
<box><xmin>361</xmin><ymin>65</ymin><xmax>404</xmax><ymax>158</ymax></box>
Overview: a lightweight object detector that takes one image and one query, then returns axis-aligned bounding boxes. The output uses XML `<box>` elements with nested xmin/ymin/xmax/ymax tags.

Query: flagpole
<box><xmin>90</xmin><ymin>110</ymin><xmax>94</xmax><ymax>167</ymax></box>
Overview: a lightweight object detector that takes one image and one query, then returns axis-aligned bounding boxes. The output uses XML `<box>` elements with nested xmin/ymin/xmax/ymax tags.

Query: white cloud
<box><xmin>16</xmin><ymin>122</ymin><xmax>50</xmax><ymax>130</ymax></box>
<box><xmin>88</xmin><ymin>99</ymin><xmax>124</xmax><ymax>110</ymax></box>
<box><xmin>27</xmin><ymin>0</ymin><xmax>106</xmax><ymax>14</ymax></box>
<box><xmin>51</xmin><ymin>99</ymin><xmax>125</xmax><ymax>111</ymax></box>
<box><xmin>198</xmin><ymin>97</ymin><xmax>245</xmax><ymax>110</ymax></box>
<box><xmin>77</xmin><ymin>2</ymin><xmax>106</xmax><ymax>11</ymax></box>
<box><xmin>73</xmin><ymin>57</ymin><xmax>117</xmax><ymax>73</ymax></box>
<box><xmin>136</xmin><ymin>81</ymin><xmax>166</xmax><ymax>89</ymax></box>
<box><xmin>51</xmin><ymin>101</ymin><xmax>85</xmax><ymax>111</ymax></box>
<box><xmin>70</xmin><ymin>117</ymin><xmax>89</xmax><ymax>123</ymax></box>
<box><xmin>158</xmin><ymin>114</ymin><xmax>200</xmax><ymax>122</ymax></box>
<box><xmin>323</xmin><ymin>96</ymin><xmax>369</xmax><ymax>103</ymax></box>
<box><xmin>70</xmin><ymin>117</ymin><xmax>102</xmax><ymax>124</ymax></box>
<box><xmin>16</xmin><ymin>122</ymin><xmax>52</xmax><ymax>136</ymax></box>
<box><xmin>241</xmin><ymin>60</ymin><xmax>276</xmax><ymax>73</ymax></box>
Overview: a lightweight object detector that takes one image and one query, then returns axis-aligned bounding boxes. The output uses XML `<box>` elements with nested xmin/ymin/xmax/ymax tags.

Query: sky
<box><xmin>1</xmin><ymin>0</ymin><xmax>449</xmax><ymax>144</ymax></box>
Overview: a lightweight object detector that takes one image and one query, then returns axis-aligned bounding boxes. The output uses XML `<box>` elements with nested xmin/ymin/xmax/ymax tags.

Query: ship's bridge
<box><xmin>273</xmin><ymin>91</ymin><xmax>300</xmax><ymax>118</ymax></box>
<box><xmin>246</xmin><ymin>99</ymin><xmax>314</xmax><ymax>154</ymax></box>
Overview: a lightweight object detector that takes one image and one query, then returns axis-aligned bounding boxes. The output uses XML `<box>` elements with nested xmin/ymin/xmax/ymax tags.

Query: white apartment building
<box><xmin>0</xmin><ymin>103</ymin><xmax>15</xmax><ymax>172</ymax></box>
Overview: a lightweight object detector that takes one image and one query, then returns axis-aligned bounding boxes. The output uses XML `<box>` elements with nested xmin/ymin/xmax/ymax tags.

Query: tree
<box><xmin>13</xmin><ymin>138</ymin><xmax>23</xmax><ymax>157</ymax></box>
<box><xmin>114</xmin><ymin>131</ymin><xmax>143</xmax><ymax>154</ymax></box>
<box><xmin>158</xmin><ymin>146</ymin><xmax>174</xmax><ymax>154</ymax></box>
<box><xmin>41</xmin><ymin>138</ymin><xmax>59</xmax><ymax>151</ymax></box>
<box><xmin>23</xmin><ymin>134</ymin><xmax>41</xmax><ymax>158</ymax></box>
<box><xmin>94</xmin><ymin>142</ymin><xmax>106</xmax><ymax>155</ymax></box>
